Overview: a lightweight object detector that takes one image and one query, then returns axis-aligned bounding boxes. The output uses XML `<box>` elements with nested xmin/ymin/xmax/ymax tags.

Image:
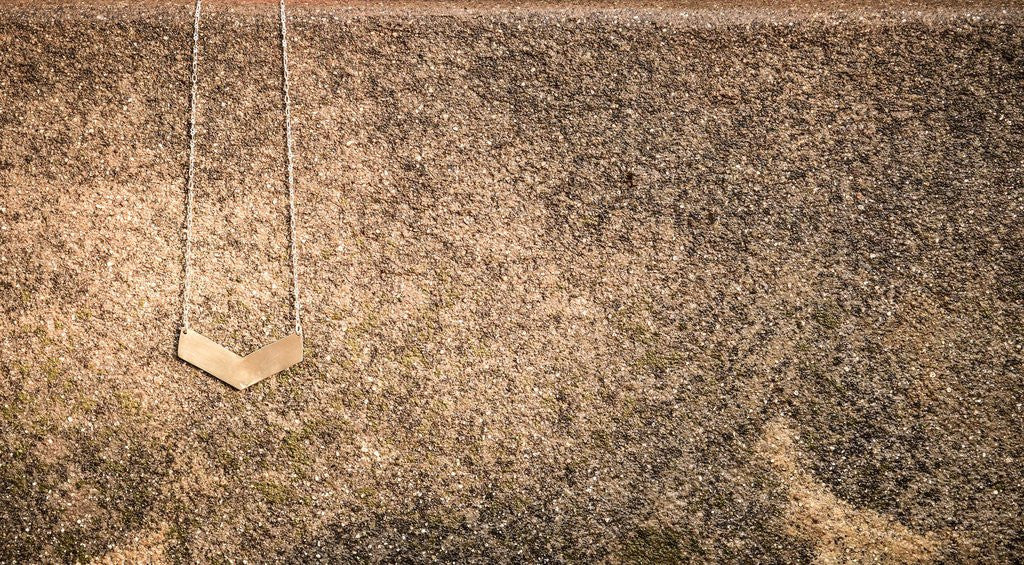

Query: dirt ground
<box><xmin>1</xmin><ymin>1</ymin><xmax>1022</xmax><ymax>562</ymax></box>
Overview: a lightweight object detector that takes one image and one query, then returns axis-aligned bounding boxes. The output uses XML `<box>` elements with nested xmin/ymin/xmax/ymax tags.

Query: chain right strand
<box><xmin>279</xmin><ymin>0</ymin><xmax>302</xmax><ymax>336</ymax></box>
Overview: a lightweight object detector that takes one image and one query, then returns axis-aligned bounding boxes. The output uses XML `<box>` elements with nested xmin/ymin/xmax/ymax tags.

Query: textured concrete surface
<box><xmin>1</xmin><ymin>1</ymin><xmax>1022</xmax><ymax>562</ymax></box>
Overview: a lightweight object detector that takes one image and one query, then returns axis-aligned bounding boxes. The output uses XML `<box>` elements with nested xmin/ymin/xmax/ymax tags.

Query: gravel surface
<box><xmin>1</xmin><ymin>1</ymin><xmax>1022</xmax><ymax>562</ymax></box>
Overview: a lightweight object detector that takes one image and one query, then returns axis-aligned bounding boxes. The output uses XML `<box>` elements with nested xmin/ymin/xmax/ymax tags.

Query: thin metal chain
<box><xmin>279</xmin><ymin>0</ymin><xmax>302</xmax><ymax>335</ymax></box>
<box><xmin>181</xmin><ymin>0</ymin><xmax>201</xmax><ymax>332</ymax></box>
<box><xmin>182</xmin><ymin>0</ymin><xmax>302</xmax><ymax>335</ymax></box>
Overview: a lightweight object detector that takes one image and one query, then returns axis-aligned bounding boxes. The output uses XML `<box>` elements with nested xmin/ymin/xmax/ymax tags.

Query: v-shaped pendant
<box><xmin>178</xmin><ymin>329</ymin><xmax>303</xmax><ymax>390</ymax></box>
<box><xmin>178</xmin><ymin>0</ymin><xmax>305</xmax><ymax>390</ymax></box>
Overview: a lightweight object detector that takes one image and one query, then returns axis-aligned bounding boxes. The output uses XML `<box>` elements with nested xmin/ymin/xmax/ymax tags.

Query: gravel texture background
<box><xmin>1</xmin><ymin>1</ymin><xmax>1022</xmax><ymax>562</ymax></box>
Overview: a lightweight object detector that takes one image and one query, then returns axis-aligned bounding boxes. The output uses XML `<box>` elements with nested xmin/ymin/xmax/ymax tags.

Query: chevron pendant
<box><xmin>177</xmin><ymin>328</ymin><xmax>303</xmax><ymax>390</ymax></box>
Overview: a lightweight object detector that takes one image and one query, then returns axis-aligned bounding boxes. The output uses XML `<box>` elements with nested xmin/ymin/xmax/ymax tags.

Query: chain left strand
<box><xmin>181</xmin><ymin>0</ymin><xmax>202</xmax><ymax>333</ymax></box>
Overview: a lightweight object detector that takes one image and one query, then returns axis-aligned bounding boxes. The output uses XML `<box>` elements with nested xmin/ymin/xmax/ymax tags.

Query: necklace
<box><xmin>177</xmin><ymin>0</ymin><xmax>303</xmax><ymax>390</ymax></box>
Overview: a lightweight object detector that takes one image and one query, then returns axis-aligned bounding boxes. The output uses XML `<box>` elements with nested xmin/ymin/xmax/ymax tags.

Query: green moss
<box><xmin>352</xmin><ymin>311</ymin><xmax>381</xmax><ymax>337</ymax></box>
<box><xmin>632</xmin><ymin>349</ymin><xmax>682</xmax><ymax>375</ymax></box>
<box><xmin>355</xmin><ymin>485</ymin><xmax>377</xmax><ymax>499</ymax></box>
<box><xmin>797</xmin><ymin>360</ymin><xmax>847</xmax><ymax>396</ymax></box>
<box><xmin>398</xmin><ymin>346</ymin><xmax>424</xmax><ymax>368</ymax></box>
<box><xmin>281</xmin><ymin>427</ymin><xmax>313</xmax><ymax>463</ymax></box>
<box><xmin>502</xmin><ymin>494</ymin><xmax>529</xmax><ymax>516</ymax></box>
<box><xmin>342</xmin><ymin>332</ymin><xmax>362</xmax><ymax>354</ymax></box>
<box><xmin>13</xmin><ymin>362</ymin><xmax>31</xmax><ymax>379</ymax></box>
<box><xmin>812</xmin><ymin>302</ymin><xmax>843</xmax><ymax>330</ymax></box>
<box><xmin>114</xmin><ymin>390</ymin><xmax>143</xmax><ymax>415</ymax></box>
<box><xmin>51</xmin><ymin>529</ymin><xmax>91</xmax><ymax>563</ymax></box>
<box><xmin>590</xmin><ymin>428</ymin><xmax>612</xmax><ymax>449</ymax></box>
<box><xmin>610</xmin><ymin>298</ymin><xmax>660</xmax><ymax>346</ymax></box>
<box><xmin>254</xmin><ymin>480</ymin><xmax>296</xmax><ymax>505</ymax></box>
<box><xmin>76</xmin><ymin>396</ymin><xmax>97</xmax><ymax>412</ymax></box>
<box><xmin>621</xmin><ymin>527</ymin><xmax>701</xmax><ymax>563</ymax></box>
<box><xmin>19</xmin><ymin>324</ymin><xmax>48</xmax><ymax>340</ymax></box>
<box><xmin>616</xmin><ymin>396</ymin><xmax>639</xmax><ymax>419</ymax></box>
<box><xmin>210</xmin><ymin>445</ymin><xmax>242</xmax><ymax>472</ymax></box>
<box><xmin>1</xmin><ymin>389</ymin><xmax>31</xmax><ymax>420</ymax></box>
<box><xmin>43</xmin><ymin>358</ymin><xmax>63</xmax><ymax>384</ymax></box>
<box><xmin>615</xmin><ymin>318</ymin><xmax>656</xmax><ymax>345</ymax></box>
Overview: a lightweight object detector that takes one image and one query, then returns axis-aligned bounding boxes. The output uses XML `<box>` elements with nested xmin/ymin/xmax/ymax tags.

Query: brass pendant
<box><xmin>177</xmin><ymin>328</ymin><xmax>302</xmax><ymax>390</ymax></box>
<box><xmin>178</xmin><ymin>0</ymin><xmax>304</xmax><ymax>390</ymax></box>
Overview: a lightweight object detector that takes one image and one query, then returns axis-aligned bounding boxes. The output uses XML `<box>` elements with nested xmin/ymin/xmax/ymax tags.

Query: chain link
<box><xmin>279</xmin><ymin>0</ymin><xmax>302</xmax><ymax>335</ymax></box>
<box><xmin>181</xmin><ymin>0</ymin><xmax>201</xmax><ymax>332</ymax></box>
<box><xmin>182</xmin><ymin>0</ymin><xmax>302</xmax><ymax>336</ymax></box>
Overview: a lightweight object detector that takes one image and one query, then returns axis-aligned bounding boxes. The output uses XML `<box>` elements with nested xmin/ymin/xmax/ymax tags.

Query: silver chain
<box><xmin>278</xmin><ymin>0</ymin><xmax>302</xmax><ymax>335</ymax></box>
<box><xmin>182</xmin><ymin>0</ymin><xmax>302</xmax><ymax>335</ymax></box>
<box><xmin>181</xmin><ymin>0</ymin><xmax>201</xmax><ymax>332</ymax></box>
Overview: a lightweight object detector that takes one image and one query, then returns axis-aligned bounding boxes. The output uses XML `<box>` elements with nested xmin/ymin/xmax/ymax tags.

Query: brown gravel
<box><xmin>1</xmin><ymin>1</ymin><xmax>1023</xmax><ymax>562</ymax></box>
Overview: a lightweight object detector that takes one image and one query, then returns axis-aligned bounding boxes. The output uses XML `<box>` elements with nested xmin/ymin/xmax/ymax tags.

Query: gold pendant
<box><xmin>177</xmin><ymin>328</ymin><xmax>302</xmax><ymax>390</ymax></box>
